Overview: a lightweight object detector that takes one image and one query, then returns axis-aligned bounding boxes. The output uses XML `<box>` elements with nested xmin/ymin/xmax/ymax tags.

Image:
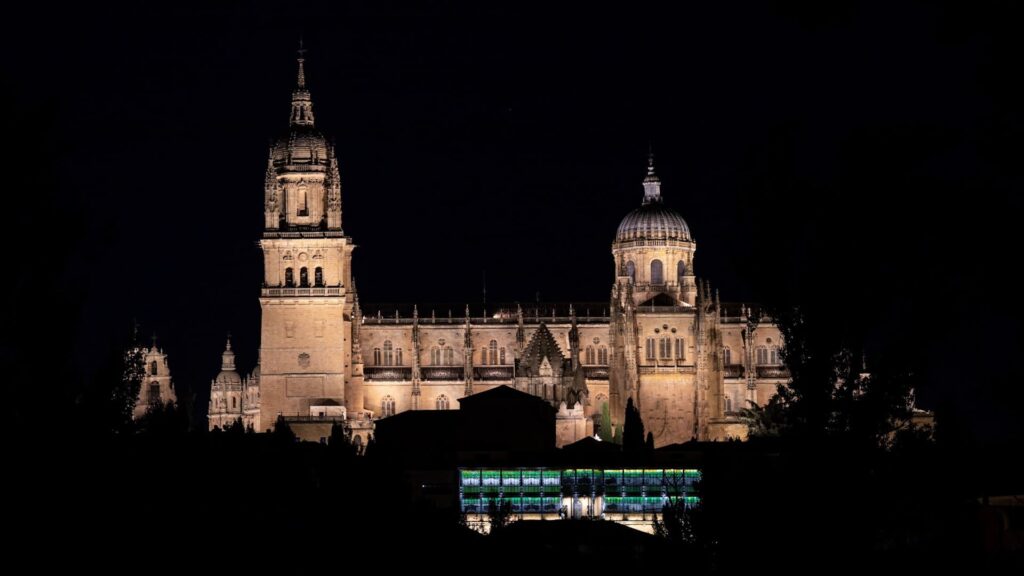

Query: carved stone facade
<box><xmin>208</xmin><ymin>338</ymin><xmax>260</xmax><ymax>431</ymax></box>
<box><xmin>224</xmin><ymin>53</ymin><xmax>790</xmax><ymax>445</ymax></box>
<box><xmin>133</xmin><ymin>340</ymin><xmax>176</xmax><ymax>420</ymax></box>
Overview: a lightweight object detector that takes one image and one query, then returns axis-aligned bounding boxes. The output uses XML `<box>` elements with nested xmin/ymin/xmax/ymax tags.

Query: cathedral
<box><xmin>207</xmin><ymin>52</ymin><xmax>789</xmax><ymax>447</ymax></box>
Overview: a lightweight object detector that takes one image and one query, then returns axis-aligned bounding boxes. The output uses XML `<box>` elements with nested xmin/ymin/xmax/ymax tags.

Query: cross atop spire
<box><xmin>289</xmin><ymin>42</ymin><xmax>315</xmax><ymax>126</ymax></box>
<box><xmin>296</xmin><ymin>37</ymin><xmax>307</xmax><ymax>89</ymax></box>
<box><xmin>642</xmin><ymin>146</ymin><xmax>662</xmax><ymax>204</ymax></box>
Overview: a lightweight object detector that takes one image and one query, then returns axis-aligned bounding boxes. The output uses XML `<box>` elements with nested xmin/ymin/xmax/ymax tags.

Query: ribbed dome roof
<box><xmin>271</xmin><ymin>125</ymin><xmax>329</xmax><ymax>168</ymax></box>
<box><xmin>616</xmin><ymin>203</ymin><xmax>691</xmax><ymax>242</ymax></box>
<box><xmin>215</xmin><ymin>369</ymin><xmax>242</xmax><ymax>386</ymax></box>
<box><xmin>615</xmin><ymin>152</ymin><xmax>692</xmax><ymax>242</ymax></box>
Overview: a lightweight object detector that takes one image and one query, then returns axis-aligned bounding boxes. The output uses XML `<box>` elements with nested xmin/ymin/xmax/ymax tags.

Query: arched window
<box><xmin>297</xmin><ymin>183</ymin><xmax>309</xmax><ymax>216</ymax></box>
<box><xmin>383</xmin><ymin>340</ymin><xmax>394</xmax><ymax>366</ymax></box>
<box><xmin>314</xmin><ymin>267</ymin><xmax>323</xmax><ymax>287</ymax></box>
<box><xmin>770</xmin><ymin>347</ymin><xmax>779</xmax><ymax>365</ymax></box>
<box><xmin>724</xmin><ymin>395</ymin><xmax>733</xmax><ymax>413</ymax></box>
<box><xmin>585</xmin><ymin>346</ymin><xmax>595</xmax><ymax>365</ymax></box>
<box><xmin>381</xmin><ymin>395</ymin><xmax>395</xmax><ymax>417</ymax></box>
<box><xmin>430</xmin><ymin>347</ymin><xmax>441</xmax><ymax>366</ymax></box>
<box><xmin>677</xmin><ymin>260</ymin><xmax>687</xmax><ymax>282</ymax></box>
<box><xmin>479</xmin><ymin>348</ymin><xmax>488</xmax><ymax>366</ymax></box>
<box><xmin>598</xmin><ymin>346</ymin><xmax>608</xmax><ymax>365</ymax></box>
<box><xmin>651</xmin><ymin>260</ymin><xmax>664</xmax><ymax>285</ymax></box>
<box><xmin>436</xmin><ymin>394</ymin><xmax>449</xmax><ymax>410</ymax></box>
<box><xmin>396</xmin><ymin>348</ymin><xmax>403</xmax><ymax>366</ymax></box>
<box><xmin>444</xmin><ymin>347</ymin><xmax>454</xmax><ymax>365</ymax></box>
<box><xmin>645</xmin><ymin>338</ymin><xmax>655</xmax><ymax>360</ymax></box>
<box><xmin>675</xmin><ymin>338</ymin><xmax>685</xmax><ymax>360</ymax></box>
<box><xmin>373</xmin><ymin>347</ymin><xmax>381</xmax><ymax>366</ymax></box>
<box><xmin>722</xmin><ymin>347</ymin><xmax>732</xmax><ymax>366</ymax></box>
<box><xmin>150</xmin><ymin>360</ymin><xmax>158</xmax><ymax>376</ymax></box>
<box><xmin>148</xmin><ymin>383</ymin><xmax>160</xmax><ymax>405</ymax></box>
<box><xmin>500</xmin><ymin>347</ymin><xmax>506</xmax><ymax>365</ymax></box>
<box><xmin>300</xmin><ymin>267</ymin><xmax>309</xmax><ymax>287</ymax></box>
<box><xmin>489</xmin><ymin>340</ymin><xmax>498</xmax><ymax>365</ymax></box>
<box><xmin>625</xmin><ymin>261</ymin><xmax>636</xmax><ymax>283</ymax></box>
<box><xmin>756</xmin><ymin>346</ymin><xmax>768</xmax><ymax>365</ymax></box>
<box><xmin>285</xmin><ymin>268</ymin><xmax>294</xmax><ymax>287</ymax></box>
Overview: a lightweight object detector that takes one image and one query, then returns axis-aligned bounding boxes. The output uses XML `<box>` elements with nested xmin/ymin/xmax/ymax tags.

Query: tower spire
<box><xmin>642</xmin><ymin>145</ymin><xmax>662</xmax><ymax>205</ymax></box>
<box><xmin>297</xmin><ymin>36</ymin><xmax>306</xmax><ymax>88</ymax></box>
<box><xmin>290</xmin><ymin>40</ymin><xmax>315</xmax><ymax>126</ymax></box>
<box><xmin>222</xmin><ymin>335</ymin><xmax>236</xmax><ymax>371</ymax></box>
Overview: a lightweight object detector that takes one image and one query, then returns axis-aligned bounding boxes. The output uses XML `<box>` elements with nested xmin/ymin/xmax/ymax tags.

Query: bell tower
<box><xmin>258</xmin><ymin>46</ymin><xmax>357</xmax><ymax>432</ymax></box>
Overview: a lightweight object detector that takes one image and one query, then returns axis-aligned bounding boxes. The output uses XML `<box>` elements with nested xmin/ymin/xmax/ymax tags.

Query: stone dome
<box><xmin>616</xmin><ymin>202</ymin><xmax>691</xmax><ymax>242</ymax></box>
<box><xmin>214</xmin><ymin>369</ymin><xmax>242</xmax><ymax>387</ymax></box>
<box><xmin>271</xmin><ymin>125</ymin><xmax>329</xmax><ymax>168</ymax></box>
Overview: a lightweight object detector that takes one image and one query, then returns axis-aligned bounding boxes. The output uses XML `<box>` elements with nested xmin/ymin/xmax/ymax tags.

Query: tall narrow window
<box><xmin>285</xmin><ymin>268</ymin><xmax>294</xmax><ymax>287</ymax></box>
<box><xmin>148</xmin><ymin>383</ymin><xmax>160</xmax><ymax>405</ymax></box>
<box><xmin>489</xmin><ymin>340</ymin><xmax>498</xmax><ymax>365</ymax></box>
<box><xmin>383</xmin><ymin>340</ymin><xmax>393</xmax><ymax>366</ymax></box>
<box><xmin>675</xmin><ymin>338</ymin><xmax>685</xmax><ymax>360</ymax></box>
<box><xmin>677</xmin><ymin>260</ymin><xmax>687</xmax><ymax>282</ymax></box>
<box><xmin>436</xmin><ymin>394</ymin><xmax>450</xmax><ymax>410</ymax></box>
<box><xmin>724</xmin><ymin>395</ymin><xmax>733</xmax><ymax>413</ymax></box>
<box><xmin>381</xmin><ymin>395</ymin><xmax>395</xmax><ymax>417</ymax></box>
<box><xmin>722</xmin><ymin>347</ymin><xmax>732</xmax><ymax>366</ymax></box>
<box><xmin>314</xmin><ymin>267</ymin><xmax>323</xmax><ymax>287</ymax></box>
<box><xmin>480</xmin><ymin>348</ymin><xmax>488</xmax><ymax>366</ymax></box>
<box><xmin>444</xmin><ymin>347</ymin><xmax>454</xmax><ymax>365</ymax></box>
<box><xmin>150</xmin><ymin>361</ymin><xmax>158</xmax><ymax>376</ymax></box>
<box><xmin>500</xmin><ymin>347</ymin><xmax>506</xmax><ymax>365</ymax></box>
<box><xmin>645</xmin><ymin>338</ymin><xmax>655</xmax><ymax>360</ymax></box>
<box><xmin>431</xmin><ymin>347</ymin><xmax>441</xmax><ymax>366</ymax></box>
<box><xmin>651</xmin><ymin>259</ymin><xmax>664</xmax><ymax>285</ymax></box>
<box><xmin>598</xmin><ymin>346</ymin><xmax>608</xmax><ymax>365</ymax></box>
<box><xmin>585</xmin><ymin>346</ymin><xmax>595</xmax><ymax>365</ymax></box>
<box><xmin>660</xmin><ymin>337</ymin><xmax>671</xmax><ymax>359</ymax></box>
<box><xmin>770</xmin><ymin>347</ymin><xmax>779</xmax><ymax>365</ymax></box>
<box><xmin>297</xmin><ymin>183</ymin><xmax>309</xmax><ymax>217</ymax></box>
<box><xmin>396</xmin><ymin>348</ymin><xmax>403</xmax><ymax>366</ymax></box>
<box><xmin>373</xmin><ymin>348</ymin><xmax>381</xmax><ymax>366</ymax></box>
<box><xmin>300</xmin><ymin>267</ymin><xmax>309</xmax><ymax>287</ymax></box>
<box><xmin>626</xmin><ymin>261</ymin><xmax>636</xmax><ymax>283</ymax></box>
<box><xmin>756</xmin><ymin>346</ymin><xmax>768</xmax><ymax>366</ymax></box>
<box><xmin>232</xmin><ymin>397</ymin><xmax>236</xmax><ymax>409</ymax></box>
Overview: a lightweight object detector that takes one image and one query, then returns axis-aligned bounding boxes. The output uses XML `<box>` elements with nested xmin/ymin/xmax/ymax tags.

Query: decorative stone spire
<box><xmin>290</xmin><ymin>41</ymin><xmax>315</xmax><ymax>127</ymax></box>
<box><xmin>642</xmin><ymin>147</ymin><xmax>662</xmax><ymax>205</ymax></box>
<box><xmin>222</xmin><ymin>336</ymin><xmax>236</xmax><ymax>371</ymax></box>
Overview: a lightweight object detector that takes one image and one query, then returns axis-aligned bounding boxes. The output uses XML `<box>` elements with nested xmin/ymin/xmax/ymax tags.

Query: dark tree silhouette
<box><xmin>486</xmin><ymin>498</ymin><xmax>513</xmax><ymax>535</ymax></box>
<box><xmin>135</xmin><ymin>401</ymin><xmax>188</xmax><ymax>437</ymax></box>
<box><xmin>272</xmin><ymin>415</ymin><xmax>296</xmax><ymax>444</ymax></box>
<box><xmin>622</xmin><ymin>397</ymin><xmax>645</xmax><ymax>452</ymax></box>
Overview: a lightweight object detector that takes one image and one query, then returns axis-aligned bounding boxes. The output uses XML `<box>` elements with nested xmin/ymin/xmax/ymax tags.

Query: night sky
<box><xmin>3</xmin><ymin>1</ymin><xmax>1021</xmax><ymax>445</ymax></box>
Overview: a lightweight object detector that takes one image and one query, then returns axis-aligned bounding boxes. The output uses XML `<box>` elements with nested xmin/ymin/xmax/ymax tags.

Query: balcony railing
<box><xmin>283</xmin><ymin>414</ymin><xmax>347</xmax><ymax>423</ymax></box>
<box><xmin>364</xmin><ymin>366</ymin><xmax>412</xmax><ymax>381</ymax></box>
<box><xmin>723</xmin><ymin>364</ymin><xmax>744</xmax><ymax>379</ymax></box>
<box><xmin>474</xmin><ymin>367</ymin><xmax>514</xmax><ymax>380</ymax></box>
<box><xmin>756</xmin><ymin>366</ymin><xmax>790</xmax><ymax>379</ymax></box>
<box><xmin>583</xmin><ymin>367</ymin><xmax>609</xmax><ymax>380</ymax></box>
<box><xmin>639</xmin><ymin>364</ymin><xmax>696</xmax><ymax>374</ymax></box>
<box><xmin>261</xmin><ymin>286</ymin><xmax>343</xmax><ymax>297</ymax></box>
<box><xmin>421</xmin><ymin>366</ymin><xmax>465</xmax><ymax>381</ymax></box>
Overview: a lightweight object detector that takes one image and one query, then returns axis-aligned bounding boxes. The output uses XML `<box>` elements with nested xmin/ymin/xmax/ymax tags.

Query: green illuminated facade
<box><xmin>459</xmin><ymin>468</ymin><xmax>700</xmax><ymax>524</ymax></box>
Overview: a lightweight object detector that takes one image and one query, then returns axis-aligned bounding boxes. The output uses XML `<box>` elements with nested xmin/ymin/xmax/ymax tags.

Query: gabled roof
<box><xmin>457</xmin><ymin>385</ymin><xmax>553</xmax><ymax>410</ymax></box>
<box><xmin>519</xmin><ymin>323</ymin><xmax>565</xmax><ymax>377</ymax></box>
